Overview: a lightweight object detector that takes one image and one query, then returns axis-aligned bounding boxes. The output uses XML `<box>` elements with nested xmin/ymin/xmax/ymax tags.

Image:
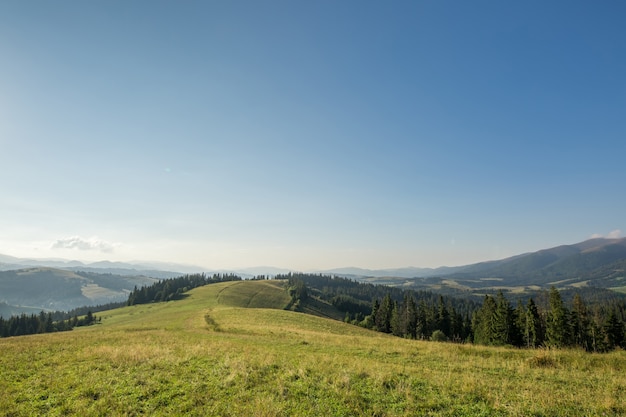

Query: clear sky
<box><xmin>1</xmin><ymin>1</ymin><xmax>625</xmax><ymax>270</ymax></box>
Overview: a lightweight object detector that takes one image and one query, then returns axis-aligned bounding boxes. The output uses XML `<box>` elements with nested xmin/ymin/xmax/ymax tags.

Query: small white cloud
<box><xmin>51</xmin><ymin>236</ymin><xmax>117</xmax><ymax>253</ymax></box>
<box><xmin>590</xmin><ymin>229</ymin><xmax>622</xmax><ymax>239</ymax></box>
<box><xmin>607</xmin><ymin>229</ymin><xmax>622</xmax><ymax>239</ymax></box>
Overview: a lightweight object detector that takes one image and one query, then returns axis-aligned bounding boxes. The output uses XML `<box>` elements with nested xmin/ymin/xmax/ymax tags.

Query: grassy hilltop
<box><xmin>1</xmin><ymin>280</ymin><xmax>625</xmax><ymax>416</ymax></box>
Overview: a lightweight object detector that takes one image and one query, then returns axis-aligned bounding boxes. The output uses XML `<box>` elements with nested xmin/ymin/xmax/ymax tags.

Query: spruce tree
<box><xmin>546</xmin><ymin>287</ymin><xmax>570</xmax><ymax>348</ymax></box>
<box><xmin>524</xmin><ymin>298</ymin><xmax>542</xmax><ymax>348</ymax></box>
<box><xmin>472</xmin><ymin>295</ymin><xmax>497</xmax><ymax>345</ymax></box>
<box><xmin>437</xmin><ymin>295</ymin><xmax>451</xmax><ymax>339</ymax></box>
<box><xmin>571</xmin><ymin>294</ymin><xmax>591</xmax><ymax>351</ymax></box>
<box><xmin>416</xmin><ymin>300</ymin><xmax>428</xmax><ymax>339</ymax></box>
<box><xmin>391</xmin><ymin>301</ymin><xmax>403</xmax><ymax>337</ymax></box>
<box><xmin>364</xmin><ymin>298</ymin><xmax>380</xmax><ymax>329</ymax></box>
<box><xmin>604</xmin><ymin>309</ymin><xmax>625</xmax><ymax>350</ymax></box>
<box><xmin>493</xmin><ymin>291</ymin><xmax>514</xmax><ymax>346</ymax></box>
<box><xmin>404</xmin><ymin>294</ymin><xmax>418</xmax><ymax>339</ymax></box>
<box><xmin>449</xmin><ymin>306</ymin><xmax>463</xmax><ymax>342</ymax></box>
<box><xmin>375</xmin><ymin>294</ymin><xmax>393</xmax><ymax>333</ymax></box>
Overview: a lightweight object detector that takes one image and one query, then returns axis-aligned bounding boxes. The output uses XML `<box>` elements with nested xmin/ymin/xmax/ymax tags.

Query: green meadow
<box><xmin>1</xmin><ymin>280</ymin><xmax>625</xmax><ymax>416</ymax></box>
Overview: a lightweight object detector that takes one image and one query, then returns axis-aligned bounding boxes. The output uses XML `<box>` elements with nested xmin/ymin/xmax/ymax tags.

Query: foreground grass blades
<box><xmin>1</xmin><ymin>280</ymin><xmax>625</xmax><ymax>416</ymax></box>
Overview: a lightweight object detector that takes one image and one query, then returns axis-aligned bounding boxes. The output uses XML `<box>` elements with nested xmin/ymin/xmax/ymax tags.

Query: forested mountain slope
<box><xmin>397</xmin><ymin>238</ymin><xmax>626</xmax><ymax>297</ymax></box>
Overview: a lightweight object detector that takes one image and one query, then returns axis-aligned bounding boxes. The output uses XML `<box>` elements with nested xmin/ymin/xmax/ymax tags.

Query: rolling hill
<box><xmin>0</xmin><ymin>267</ymin><xmax>159</xmax><ymax>315</ymax></box>
<box><xmin>1</xmin><ymin>279</ymin><xmax>624</xmax><ymax>416</ymax></box>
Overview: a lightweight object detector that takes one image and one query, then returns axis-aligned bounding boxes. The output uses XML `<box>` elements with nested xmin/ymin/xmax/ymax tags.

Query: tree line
<box><xmin>0</xmin><ymin>300</ymin><xmax>126</xmax><ymax>339</ymax></box>
<box><xmin>362</xmin><ymin>286</ymin><xmax>625</xmax><ymax>352</ymax></box>
<box><xmin>277</xmin><ymin>273</ymin><xmax>477</xmax><ymax>342</ymax></box>
<box><xmin>0</xmin><ymin>310</ymin><xmax>99</xmax><ymax>338</ymax></box>
<box><xmin>362</xmin><ymin>292</ymin><xmax>471</xmax><ymax>342</ymax></box>
<box><xmin>282</xmin><ymin>273</ymin><xmax>625</xmax><ymax>352</ymax></box>
<box><xmin>275</xmin><ymin>273</ymin><xmax>479</xmax><ymax>320</ymax></box>
<box><xmin>471</xmin><ymin>287</ymin><xmax>625</xmax><ymax>352</ymax></box>
<box><xmin>126</xmin><ymin>273</ymin><xmax>242</xmax><ymax>305</ymax></box>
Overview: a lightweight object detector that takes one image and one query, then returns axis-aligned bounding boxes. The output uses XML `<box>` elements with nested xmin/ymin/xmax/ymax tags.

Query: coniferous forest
<box><xmin>282</xmin><ymin>273</ymin><xmax>626</xmax><ymax>353</ymax></box>
<box><xmin>0</xmin><ymin>309</ymin><xmax>99</xmax><ymax>338</ymax></box>
<box><xmin>463</xmin><ymin>287</ymin><xmax>624</xmax><ymax>351</ymax></box>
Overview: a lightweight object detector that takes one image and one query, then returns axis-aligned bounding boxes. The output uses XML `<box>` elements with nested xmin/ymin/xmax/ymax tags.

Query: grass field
<box><xmin>1</xmin><ymin>280</ymin><xmax>625</xmax><ymax>416</ymax></box>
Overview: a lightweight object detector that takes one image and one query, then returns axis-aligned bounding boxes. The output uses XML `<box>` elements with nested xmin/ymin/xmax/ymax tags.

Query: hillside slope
<box><xmin>0</xmin><ymin>267</ymin><xmax>159</xmax><ymax>314</ymax></box>
<box><xmin>443</xmin><ymin>238</ymin><xmax>626</xmax><ymax>284</ymax></box>
<box><xmin>398</xmin><ymin>238</ymin><xmax>626</xmax><ymax>297</ymax></box>
<box><xmin>1</xmin><ymin>280</ymin><xmax>625</xmax><ymax>416</ymax></box>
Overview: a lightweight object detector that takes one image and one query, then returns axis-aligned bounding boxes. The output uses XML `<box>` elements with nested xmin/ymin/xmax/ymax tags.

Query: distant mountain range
<box><xmin>437</xmin><ymin>237</ymin><xmax>626</xmax><ymax>284</ymax></box>
<box><xmin>3</xmin><ymin>238</ymin><xmax>626</xmax><ymax>282</ymax></box>
<box><xmin>2</xmin><ymin>237</ymin><xmax>626</xmax><ymax>316</ymax></box>
<box><xmin>316</xmin><ymin>266</ymin><xmax>458</xmax><ymax>279</ymax></box>
<box><xmin>4</xmin><ymin>238</ymin><xmax>626</xmax><ymax>280</ymax></box>
<box><xmin>0</xmin><ymin>255</ymin><xmax>204</xmax><ymax>278</ymax></box>
<box><xmin>321</xmin><ymin>238</ymin><xmax>626</xmax><ymax>284</ymax></box>
<box><xmin>354</xmin><ymin>238</ymin><xmax>626</xmax><ymax>299</ymax></box>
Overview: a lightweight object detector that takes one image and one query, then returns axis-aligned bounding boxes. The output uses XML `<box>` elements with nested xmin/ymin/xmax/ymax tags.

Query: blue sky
<box><xmin>1</xmin><ymin>1</ymin><xmax>625</xmax><ymax>270</ymax></box>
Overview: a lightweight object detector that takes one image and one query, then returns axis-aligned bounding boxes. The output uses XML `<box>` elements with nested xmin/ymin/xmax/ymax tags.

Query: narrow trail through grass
<box><xmin>1</xmin><ymin>280</ymin><xmax>625</xmax><ymax>416</ymax></box>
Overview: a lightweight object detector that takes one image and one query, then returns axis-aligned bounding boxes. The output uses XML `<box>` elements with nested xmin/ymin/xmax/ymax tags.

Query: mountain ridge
<box><xmin>2</xmin><ymin>237</ymin><xmax>626</xmax><ymax>317</ymax></box>
<box><xmin>442</xmin><ymin>238</ymin><xmax>626</xmax><ymax>281</ymax></box>
<box><xmin>2</xmin><ymin>237</ymin><xmax>626</xmax><ymax>280</ymax></box>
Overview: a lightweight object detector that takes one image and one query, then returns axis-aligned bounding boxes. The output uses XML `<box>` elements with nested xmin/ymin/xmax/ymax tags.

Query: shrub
<box><xmin>431</xmin><ymin>330</ymin><xmax>448</xmax><ymax>342</ymax></box>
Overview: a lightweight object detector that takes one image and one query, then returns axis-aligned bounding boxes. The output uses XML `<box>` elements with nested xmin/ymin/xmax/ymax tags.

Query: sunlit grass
<box><xmin>1</xmin><ymin>280</ymin><xmax>625</xmax><ymax>416</ymax></box>
<box><xmin>610</xmin><ymin>285</ymin><xmax>626</xmax><ymax>294</ymax></box>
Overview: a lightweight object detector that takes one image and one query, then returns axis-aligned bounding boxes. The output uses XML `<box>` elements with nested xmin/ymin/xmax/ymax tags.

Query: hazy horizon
<box><xmin>2</xmin><ymin>1</ymin><xmax>625</xmax><ymax>270</ymax></box>
<box><xmin>2</xmin><ymin>235</ymin><xmax>624</xmax><ymax>273</ymax></box>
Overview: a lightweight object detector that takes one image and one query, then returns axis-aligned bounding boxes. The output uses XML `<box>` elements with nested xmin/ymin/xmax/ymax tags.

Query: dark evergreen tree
<box><xmin>493</xmin><ymin>291</ymin><xmax>516</xmax><ymax>346</ymax></box>
<box><xmin>523</xmin><ymin>298</ymin><xmax>543</xmax><ymax>348</ymax></box>
<box><xmin>472</xmin><ymin>295</ymin><xmax>497</xmax><ymax>345</ymax></box>
<box><xmin>546</xmin><ymin>287</ymin><xmax>570</xmax><ymax>348</ymax></box>
<box><xmin>288</xmin><ymin>277</ymin><xmax>308</xmax><ymax>303</ymax></box>
<box><xmin>37</xmin><ymin>311</ymin><xmax>47</xmax><ymax>333</ymax></box>
<box><xmin>462</xmin><ymin>313</ymin><xmax>473</xmax><ymax>342</ymax></box>
<box><xmin>363</xmin><ymin>298</ymin><xmax>380</xmax><ymax>329</ymax></box>
<box><xmin>436</xmin><ymin>295</ymin><xmax>451</xmax><ymax>339</ymax></box>
<box><xmin>416</xmin><ymin>300</ymin><xmax>428</xmax><ymax>340</ymax></box>
<box><xmin>513</xmin><ymin>301</ymin><xmax>527</xmax><ymax>346</ymax></box>
<box><xmin>604</xmin><ymin>309</ymin><xmax>625</xmax><ymax>349</ymax></box>
<box><xmin>85</xmin><ymin>310</ymin><xmax>94</xmax><ymax>325</ymax></box>
<box><xmin>403</xmin><ymin>294</ymin><xmax>418</xmax><ymax>339</ymax></box>
<box><xmin>375</xmin><ymin>294</ymin><xmax>393</xmax><ymax>333</ymax></box>
<box><xmin>571</xmin><ymin>293</ymin><xmax>592</xmax><ymax>351</ymax></box>
<box><xmin>45</xmin><ymin>313</ymin><xmax>54</xmax><ymax>333</ymax></box>
<box><xmin>390</xmin><ymin>301</ymin><xmax>402</xmax><ymax>337</ymax></box>
<box><xmin>588</xmin><ymin>310</ymin><xmax>604</xmax><ymax>353</ymax></box>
